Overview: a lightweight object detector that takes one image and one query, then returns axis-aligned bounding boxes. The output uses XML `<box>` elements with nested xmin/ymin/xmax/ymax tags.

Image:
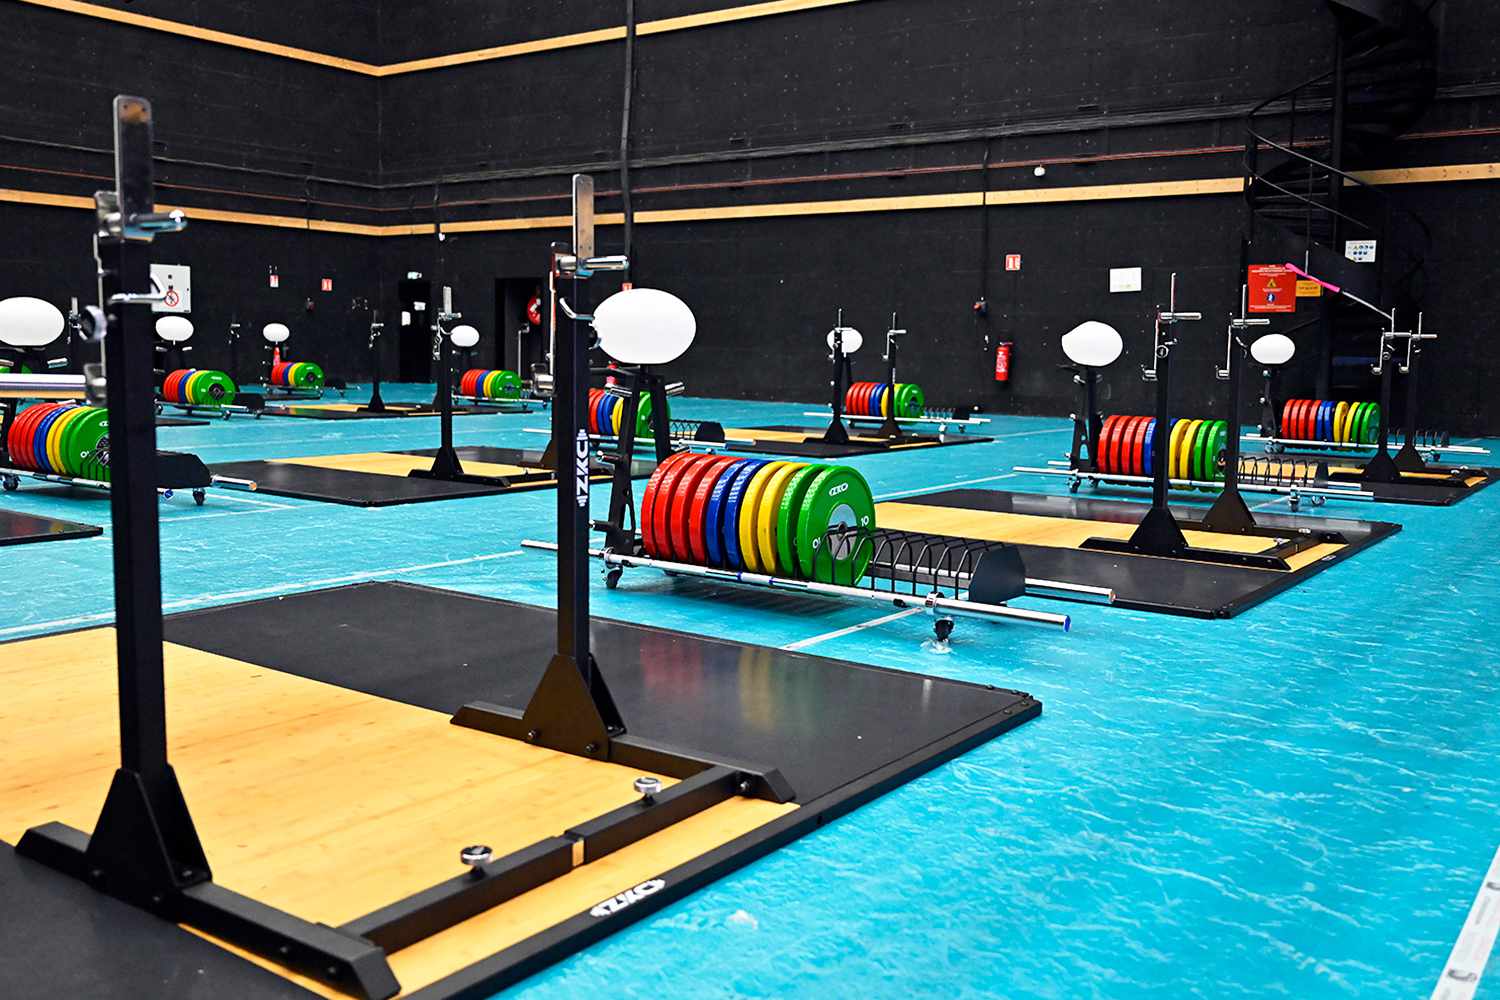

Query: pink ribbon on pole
<box><xmin>1283</xmin><ymin>262</ymin><xmax>1341</xmax><ymax>294</ymax></box>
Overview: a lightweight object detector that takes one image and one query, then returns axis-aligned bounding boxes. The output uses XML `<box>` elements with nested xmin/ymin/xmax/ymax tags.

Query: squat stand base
<box><xmin>16</xmin><ymin>769</ymin><xmax>399</xmax><ymax>1000</ymax></box>
<box><xmin>452</xmin><ymin>654</ymin><xmax>794</xmax><ymax>802</ymax></box>
<box><xmin>1080</xmin><ymin>506</ymin><xmax>1294</xmax><ymax>571</ymax></box>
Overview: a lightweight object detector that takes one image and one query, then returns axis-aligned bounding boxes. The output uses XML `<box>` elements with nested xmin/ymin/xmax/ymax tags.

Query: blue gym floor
<box><xmin>1</xmin><ymin>383</ymin><xmax>1496</xmax><ymax>1000</ymax></box>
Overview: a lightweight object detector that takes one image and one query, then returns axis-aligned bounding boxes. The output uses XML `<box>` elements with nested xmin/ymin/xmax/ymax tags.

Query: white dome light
<box><xmin>826</xmin><ymin>326</ymin><xmax>863</xmax><ymax>355</ymax></box>
<box><xmin>449</xmin><ymin>324</ymin><xmax>480</xmax><ymax>349</ymax></box>
<box><xmin>155</xmin><ymin>315</ymin><xmax>194</xmax><ymax>343</ymax></box>
<box><xmin>1250</xmin><ymin>333</ymin><xmax>1296</xmax><ymax>367</ymax></box>
<box><xmin>592</xmin><ymin>288</ymin><xmax>697</xmax><ymax>365</ymax></box>
<box><xmin>0</xmin><ymin>296</ymin><xmax>65</xmax><ymax>347</ymax></box>
<box><xmin>1061</xmin><ymin>320</ymin><xmax>1123</xmax><ymax>368</ymax></box>
<box><xmin>262</xmin><ymin>322</ymin><xmax>290</xmax><ymax>344</ymax></box>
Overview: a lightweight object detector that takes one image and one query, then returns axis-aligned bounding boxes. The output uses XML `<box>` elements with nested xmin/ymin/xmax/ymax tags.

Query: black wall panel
<box><xmin>0</xmin><ymin>203</ymin><xmax>383</xmax><ymax>385</ymax></box>
<box><xmin>2</xmin><ymin>0</ymin><xmax>1500</xmax><ymax>431</ymax></box>
<box><xmin>379</xmin><ymin>0</ymin><xmax>1341</xmax><ymax>181</ymax></box>
<box><xmin>70</xmin><ymin>0</ymin><xmax>381</xmax><ymax>62</ymax></box>
<box><xmin>0</xmin><ymin>5</ymin><xmax>380</xmax><ymax>182</ymax></box>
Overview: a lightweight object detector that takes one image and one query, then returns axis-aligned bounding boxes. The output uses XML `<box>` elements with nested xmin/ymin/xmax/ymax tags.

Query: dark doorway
<box><xmin>397</xmin><ymin>278</ymin><xmax>432</xmax><ymax>381</ymax></box>
<box><xmin>494</xmin><ymin>276</ymin><xmax>546</xmax><ymax>374</ymax></box>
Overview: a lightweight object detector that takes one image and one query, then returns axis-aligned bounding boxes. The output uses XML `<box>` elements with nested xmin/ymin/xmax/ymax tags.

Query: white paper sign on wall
<box><xmin>150</xmin><ymin>264</ymin><xmax>191</xmax><ymax>313</ymax></box>
<box><xmin>1345</xmin><ymin>240</ymin><xmax>1377</xmax><ymax>263</ymax></box>
<box><xmin>1109</xmin><ymin>267</ymin><xmax>1143</xmax><ymax>293</ymax></box>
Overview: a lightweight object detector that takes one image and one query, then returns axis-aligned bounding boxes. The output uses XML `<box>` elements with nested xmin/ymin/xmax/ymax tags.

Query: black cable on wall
<box><xmin>620</xmin><ymin>0</ymin><xmax>637</xmax><ymax>280</ymax></box>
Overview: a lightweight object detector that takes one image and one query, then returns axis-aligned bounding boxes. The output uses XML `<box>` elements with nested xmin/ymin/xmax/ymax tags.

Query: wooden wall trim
<box><xmin>5</xmin><ymin>165</ymin><xmax>1495</xmax><ymax>237</ymax></box>
<box><xmin>13</xmin><ymin>0</ymin><xmax>381</xmax><ymax>73</ymax></box>
<box><xmin>12</xmin><ymin>0</ymin><xmax>869</xmax><ymax>77</ymax></box>
<box><xmin>1349</xmin><ymin>163</ymin><xmax>1500</xmax><ymax>186</ymax></box>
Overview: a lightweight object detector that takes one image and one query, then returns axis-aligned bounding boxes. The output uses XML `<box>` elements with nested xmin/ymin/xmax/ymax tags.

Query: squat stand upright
<box><xmin>1202</xmin><ymin>285</ymin><xmax>1271</xmax><ymax>533</ymax></box>
<box><xmin>818</xmin><ymin>311</ymin><xmax>856</xmax><ymax>446</ymax></box>
<box><xmin>14</xmin><ymin>96</ymin><xmax>401</xmax><ymax>1000</ymax></box>
<box><xmin>871</xmin><ymin>315</ymin><xmax>909</xmax><ymax>441</ymax></box>
<box><xmin>1080</xmin><ymin>275</ymin><xmax>1305</xmax><ymax>570</ymax></box>
<box><xmin>452</xmin><ymin>175</ymin><xmax>792</xmax><ymax>795</ymax></box>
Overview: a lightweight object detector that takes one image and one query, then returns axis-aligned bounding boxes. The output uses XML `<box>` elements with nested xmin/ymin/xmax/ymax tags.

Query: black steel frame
<box><xmin>452</xmin><ymin>178</ymin><xmax>791</xmax><ymax>799</ymax></box>
<box><xmin>1078</xmin><ymin>292</ymin><xmax>1317</xmax><ymax>571</ymax></box>
<box><xmin>818</xmin><ymin>322</ymin><xmax>855</xmax><ymax>446</ymax></box>
<box><xmin>12</xmin><ymin>96</ymin><xmax>404</xmax><ymax>1000</ymax></box>
<box><xmin>15</xmin><ymin>115</ymin><xmax>793</xmax><ymax>1000</ymax></box>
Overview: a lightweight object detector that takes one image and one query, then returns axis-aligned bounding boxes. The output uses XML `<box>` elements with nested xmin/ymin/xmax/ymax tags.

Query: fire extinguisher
<box><xmin>995</xmin><ymin>342</ymin><xmax>1013</xmax><ymax>382</ymax></box>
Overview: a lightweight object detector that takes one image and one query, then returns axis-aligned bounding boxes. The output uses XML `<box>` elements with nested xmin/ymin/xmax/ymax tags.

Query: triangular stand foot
<box><xmin>18</xmin><ymin>766</ymin><xmax>209</xmax><ymax>910</ymax></box>
<box><xmin>425</xmin><ymin>446</ymin><xmax>465</xmax><ymax>481</ymax></box>
<box><xmin>453</xmin><ymin>653</ymin><xmax>625</xmax><ymax>759</ymax></box>
<box><xmin>1201</xmin><ymin>487</ymin><xmax>1257</xmax><ymax>533</ymax></box>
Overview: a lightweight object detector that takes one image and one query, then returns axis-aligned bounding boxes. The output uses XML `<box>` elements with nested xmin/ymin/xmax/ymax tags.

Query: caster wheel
<box><xmin>221</xmin><ymin>411</ymin><xmax>231</xmax><ymax>421</ymax></box>
<box><xmin>1069</xmin><ymin>480</ymin><xmax>1081</xmax><ymax>494</ymax></box>
<box><xmin>193</xmin><ymin>489</ymin><xmax>206</xmax><ymax>506</ymax></box>
<box><xmin>155</xmin><ymin>404</ymin><xmax>163</xmax><ymax>415</ymax></box>
<box><xmin>605</xmin><ymin>568</ymin><xmax>622</xmax><ymax>590</ymax></box>
<box><xmin>2</xmin><ymin>474</ymin><xmax>18</xmax><ymax>491</ymax></box>
<box><xmin>1289</xmin><ymin>497</ymin><xmax>1301</xmax><ymax>511</ymax></box>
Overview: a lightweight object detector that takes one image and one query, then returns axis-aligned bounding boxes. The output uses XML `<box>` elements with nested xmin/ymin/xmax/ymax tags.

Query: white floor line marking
<box><xmin>1431</xmin><ymin>843</ymin><xmax>1500</xmax><ymax>1000</ymax></box>
<box><xmin>201</xmin><ymin>491</ymin><xmax>295</xmax><ymax>509</ymax></box>
<box><xmin>875</xmin><ymin>473</ymin><xmax>1018</xmax><ymax>501</ymax></box>
<box><xmin>160</xmin><ymin>506</ymin><xmax>302</xmax><ymax>524</ymax></box>
<box><xmin>1250</xmin><ymin>497</ymin><xmax>1286</xmax><ymax>512</ymax></box>
<box><xmin>0</xmin><ymin>549</ymin><xmax>526</xmax><ymax>639</ymax></box>
<box><xmin>781</xmin><ymin>607</ymin><xmax>925</xmax><ymax>651</ymax></box>
<box><xmin>987</xmin><ymin>427</ymin><xmax>1073</xmax><ymax>440</ymax></box>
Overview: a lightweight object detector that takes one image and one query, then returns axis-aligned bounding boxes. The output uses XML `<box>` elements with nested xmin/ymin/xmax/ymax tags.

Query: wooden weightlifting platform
<box><xmin>0</xmin><ymin>582</ymin><xmax>1038</xmax><ymax>998</ymax></box>
<box><xmin>209</xmin><ymin>447</ymin><xmax>645</xmax><ymax>507</ymax></box>
<box><xmin>875</xmin><ymin>489</ymin><xmax>1402</xmax><ymax>618</ymax></box>
<box><xmin>1240</xmin><ymin>455</ymin><xmax>1497</xmax><ymax>506</ymax></box>
<box><xmin>211</xmin><ymin>448</ymin><xmax>656</xmax><ymax>507</ymax></box>
<box><xmin>261</xmin><ymin>402</ymin><xmax>531</xmax><ymax>420</ymax></box>
<box><xmin>719</xmin><ymin>425</ymin><xmax>992</xmax><ymax>458</ymax></box>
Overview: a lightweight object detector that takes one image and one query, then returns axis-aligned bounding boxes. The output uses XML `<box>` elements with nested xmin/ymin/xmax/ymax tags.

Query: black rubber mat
<box><xmin>208</xmin><ymin>460</ymin><xmax>518</xmax><ymax>507</ymax></box>
<box><xmin>0</xmin><ymin>841</ymin><xmax>316</xmax><ymax>999</ymax></box>
<box><xmin>1345</xmin><ymin>467</ymin><xmax>1497</xmax><ymax>506</ymax></box>
<box><xmin>261</xmin><ymin>402</ymin><xmax>490</xmax><ymax>420</ymax></box>
<box><xmin>399</xmin><ymin>446</ymin><xmax>657</xmax><ymax>479</ymax></box>
<box><xmin>260</xmin><ymin>404</ymin><xmax>402</xmax><ymax>420</ymax></box>
<box><xmin>730</xmin><ymin>427</ymin><xmax>992</xmax><ymax>459</ymax></box>
<box><xmin>0</xmin><ymin>508</ymin><xmax>101</xmax><ymax>546</ymax></box>
<box><xmin>163</xmin><ymin>580</ymin><xmax>1037</xmax><ymax>812</ymax></box>
<box><xmin>155</xmin><ymin>415</ymin><xmax>209</xmax><ymax>427</ymax></box>
<box><xmin>886</xmin><ymin>489</ymin><xmax>1402</xmax><ymax>618</ymax></box>
<box><xmin>45</xmin><ymin>581</ymin><xmax>1036</xmax><ymax>1000</ymax></box>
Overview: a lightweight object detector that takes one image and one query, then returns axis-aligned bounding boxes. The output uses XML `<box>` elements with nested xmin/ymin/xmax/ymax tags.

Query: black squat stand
<box><xmin>1201</xmin><ymin>285</ymin><xmax>1271</xmax><ymax>532</ymax></box>
<box><xmin>363</xmin><ymin>307</ymin><xmax>388</xmax><ymax>413</ymax></box>
<box><xmin>409</xmin><ymin>289</ymin><xmax>555</xmax><ymax>489</ymax></box>
<box><xmin>14</xmin><ymin>96</ymin><xmax>401</xmax><ymax>1000</ymax></box>
<box><xmin>871</xmin><ymin>314</ymin><xmax>910</xmax><ymax>442</ymax></box>
<box><xmin>817</xmin><ymin>311</ymin><xmax>857</xmax><ymax>447</ymax></box>
<box><xmin>424</xmin><ymin>288</ymin><xmax>465</xmax><ymax>480</ymax></box>
<box><xmin>1079</xmin><ymin>275</ymin><xmax>1302</xmax><ymax>570</ymax></box>
<box><xmin>1284</xmin><ymin>263</ymin><xmax>1469</xmax><ymax>488</ymax></box>
<box><xmin>598</xmin><ymin>365</ymin><xmax>676</xmax><ymax>553</ymax></box>
<box><xmin>451</xmin><ymin>175</ymin><xmax>793</xmax><ymax>799</ymax></box>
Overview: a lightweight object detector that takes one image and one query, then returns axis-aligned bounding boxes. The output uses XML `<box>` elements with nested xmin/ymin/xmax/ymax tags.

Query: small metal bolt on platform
<box><xmin>633</xmin><ymin>776</ymin><xmax>663</xmax><ymax>803</ymax></box>
<box><xmin>460</xmin><ymin>845</ymin><xmax>493</xmax><ymax>878</ymax></box>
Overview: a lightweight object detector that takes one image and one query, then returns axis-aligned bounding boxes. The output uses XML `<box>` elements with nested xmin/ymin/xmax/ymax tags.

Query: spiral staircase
<box><xmin>1243</xmin><ymin>0</ymin><xmax>1439</xmax><ymax>399</ymax></box>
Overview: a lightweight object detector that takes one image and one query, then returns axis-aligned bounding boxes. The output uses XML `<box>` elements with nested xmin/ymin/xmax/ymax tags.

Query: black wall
<box><xmin>4</xmin><ymin>0</ymin><xmax>1500</xmax><ymax>430</ymax></box>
